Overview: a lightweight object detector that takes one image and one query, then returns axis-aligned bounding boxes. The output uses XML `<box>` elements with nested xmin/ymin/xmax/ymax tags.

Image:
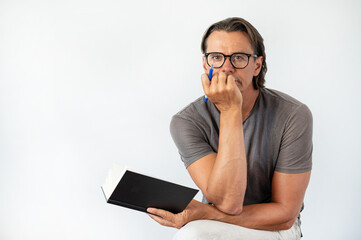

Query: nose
<box><xmin>221</xmin><ymin>57</ymin><xmax>235</xmax><ymax>74</ymax></box>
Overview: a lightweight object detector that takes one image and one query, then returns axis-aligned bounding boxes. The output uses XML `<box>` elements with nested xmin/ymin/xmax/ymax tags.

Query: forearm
<box><xmin>205</xmin><ymin>109</ymin><xmax>247</xmax><ymax>213</ymax></box>
<box><xmin>202</xmin><ymin>171</ymin><xmax>310</xmax><ymax>230</ymax></box>
<box><xmin>204</xmin><ymin>202</ymin><xmax>298</xmax><ymax>231</ymax></box>
<box><xmin>148</xmin><ymin>200</ymin><xmax>297</xmax><ymax>231</ymax></box>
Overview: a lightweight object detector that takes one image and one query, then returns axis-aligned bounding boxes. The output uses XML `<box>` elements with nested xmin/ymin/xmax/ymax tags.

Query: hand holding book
<box><xmin>147</xmin><ymin>199</ymin><xmax>214</xmax><ymax>229</ymax></box>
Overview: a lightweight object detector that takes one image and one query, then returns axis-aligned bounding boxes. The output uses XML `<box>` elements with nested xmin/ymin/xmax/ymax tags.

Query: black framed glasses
<box><xmin>205</xmin><ymin>52</ymin><xmax>258</xmax><ymax>69</ymax></box>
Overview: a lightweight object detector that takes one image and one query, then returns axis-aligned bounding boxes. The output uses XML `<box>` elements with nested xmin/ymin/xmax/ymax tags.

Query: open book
<box><xmin>101</xmin><ymin>165</ymin><xmax>198</xmax><ymax>214</ymax></box>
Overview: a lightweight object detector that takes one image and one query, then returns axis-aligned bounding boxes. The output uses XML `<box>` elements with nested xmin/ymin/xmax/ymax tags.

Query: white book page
<box><xmin>101</xmin><ymin>164</ymin><xmax>127</xmax><ymax>200</ymax></box>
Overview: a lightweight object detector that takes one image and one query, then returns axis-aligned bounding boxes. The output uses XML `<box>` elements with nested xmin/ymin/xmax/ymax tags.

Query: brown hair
<box><xmin>201</xmin><ymin>17</ymin><xmax>267</xmax><ymax>89</ymax></box>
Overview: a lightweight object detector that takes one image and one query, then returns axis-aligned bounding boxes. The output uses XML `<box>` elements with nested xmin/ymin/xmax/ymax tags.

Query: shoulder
<box><xmin>171</xmin><ymin>96</ymin><xmax>219</xmax><ymax>127</ymax></box>
<box><xmin>169</xmin><ymin>97</ymin><xmax>218</xmax><ymax>167</ymax></box>
<box><xmin>261</xmin><ymin>88</ymin><xmax>304</xmax><ymax>107</ymax></box>
<box><xmin>173</xmin><ymin>96</ymin><xmax>205</xmax><ymax>120</ymax></box>
<box><xmin>260</xmin><ymin>88</ymin><xmax>312</xmax><ymax>120</ymax></box>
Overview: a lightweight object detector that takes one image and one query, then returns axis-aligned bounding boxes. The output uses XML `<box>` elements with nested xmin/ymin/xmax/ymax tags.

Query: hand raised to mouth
<box><xmin>201</xmin><ymin>72</ymin><xmax>243</xmax><ymax>113</ymax></box>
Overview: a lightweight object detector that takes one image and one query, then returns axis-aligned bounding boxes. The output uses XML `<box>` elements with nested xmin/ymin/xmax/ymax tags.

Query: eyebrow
<box><xmin>205</xmin><ymin>51</ymin><xmax>255</xmax><ymax>55</ymax></box>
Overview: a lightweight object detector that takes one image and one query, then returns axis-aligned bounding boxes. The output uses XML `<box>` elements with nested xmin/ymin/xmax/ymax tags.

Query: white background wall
<box><xmin>1</xmin><ymin>0</ymin><xmax>360</xmax><ymax>239</ymax></box>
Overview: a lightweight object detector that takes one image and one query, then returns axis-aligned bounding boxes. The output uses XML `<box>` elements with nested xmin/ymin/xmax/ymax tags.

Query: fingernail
<box><xmin>147</xmin><ymin>208</ymin><xmax>153</xmax><ymax>213</ymax></box>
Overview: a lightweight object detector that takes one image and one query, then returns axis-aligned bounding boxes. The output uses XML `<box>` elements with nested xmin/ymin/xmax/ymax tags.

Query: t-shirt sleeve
<box><xmin>275</xmin><ymin>104</ymin><xmax>313</xmax><ymax>173</ymax></box>
<box><xmin>170</xmin><ymin>115</ymin><xmax>215</xmax><ymax>168</ymax></box>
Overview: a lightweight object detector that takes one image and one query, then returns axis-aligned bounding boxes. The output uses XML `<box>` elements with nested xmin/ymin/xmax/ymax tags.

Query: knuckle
<box><xmin>226</xmin><ymin>84</ymin><xmax>234</xmax><ymax>91</ymax></box>
<box><xmin>209</xmin><ymin>89</ymin><xmax>215</xmax><ymax>96</ymax></box>
<box><xmin>161</xmin><ymin>211</ymin><xmax>168</xmax><ymax>218</ymax></box>
<box><xmin>201</xmin><ymin>74</ymin><xmax>208</xmax><ymax>82</ymax></box>
<box><xmin>219</xmin><ymin>87</ymin><xmax>227</xmax><ymax>94</ymax></box>
<box><xmin>164</xmin><ymin>212</ymin><xmax>171</xmax><ymax>220</ymax></box>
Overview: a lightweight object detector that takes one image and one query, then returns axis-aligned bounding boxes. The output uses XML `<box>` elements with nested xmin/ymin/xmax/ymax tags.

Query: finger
<box><xmin>218</xmin><ymin>72</ymin><xmax>227</xmax><ymax>85</ymax></box>
<box><xmin>147</xmin><ymin>208</ymin><xmax>175</xmax><ymax>222</ymax></box>
<box><xmin>226</xmin><ymin>75</ymin><xmax>236</xmax><ymax>88</ymax></box>
<box><xmin>212</xmin><ymin>72</ymin><xmax>219</xmax><ymax>84</ymax></box>
<box><xmin>201</xmin><ymin>73</ymin><xmax>211</xmax><ymax>95</ymax></box>
<box><xmin>148</xmin><ymin>214</ymin><xmax>178</xmax><ymax>228</ymax></box>
<box><xmin>208</xmin><ymin>73</ymin><xmax>219</xmax><ymax>94</ymax></box>
<box><xmin>218</xmin><ymin>72</ymin><xmax>227</xmax><ymax>90</ymax></box>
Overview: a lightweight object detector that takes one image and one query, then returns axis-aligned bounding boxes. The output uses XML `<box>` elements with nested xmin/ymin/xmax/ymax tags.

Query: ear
<box><xmin>202</xmin><ymin>56</ymin><xmax>208</xmax><ymax>73</ymax></box>
<box><xmin>253</xmin><ymin>56</ymin><xmax>263</xmax><ymax>76</ymax></box>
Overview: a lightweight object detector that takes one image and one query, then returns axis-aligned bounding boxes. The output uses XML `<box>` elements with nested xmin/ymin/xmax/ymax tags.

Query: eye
<box><xmin>233</xmin><ymin>54</ymin><xmax>247</xmax><ymax>61</ymax></box>
<box><xmin>209</xmin><ymin>54</ymin><xmax>223</xmax><ymax>61</ymax></box>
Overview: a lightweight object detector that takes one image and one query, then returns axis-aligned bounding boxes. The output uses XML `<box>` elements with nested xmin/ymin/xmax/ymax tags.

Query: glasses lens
<box><xmin>231</xmin><ymin>53</ymin><xmax>249</xmax><ymax>68</ymax></box>
<box><xmin>207</xmin><ymin>53</ymin><xmax>224</xmax><ymax>68</ymax></box>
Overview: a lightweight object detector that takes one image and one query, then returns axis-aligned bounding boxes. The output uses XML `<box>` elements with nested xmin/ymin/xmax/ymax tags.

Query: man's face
<box><xmin>202</xmin><ymin>30</ymin><xmax>263</xmax><ymax>94</ymax></box>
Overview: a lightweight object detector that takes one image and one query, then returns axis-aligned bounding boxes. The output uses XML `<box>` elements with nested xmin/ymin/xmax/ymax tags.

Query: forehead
<box><xmin>206</xmin><ymin>30</ymin><xmax>253</xmax><ymax>54</ymax></box>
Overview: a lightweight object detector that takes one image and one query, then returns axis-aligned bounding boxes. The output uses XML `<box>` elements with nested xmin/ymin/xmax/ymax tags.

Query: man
<box><xmin>148</xmin><ymin>17</ymin><xmax>312</xmax><ymax>240</ymax></box>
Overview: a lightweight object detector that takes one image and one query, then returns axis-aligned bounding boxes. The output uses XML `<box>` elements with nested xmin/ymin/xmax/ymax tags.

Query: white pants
<box><xmin>173</xmin><ymin>219</ymin><xmax>301</xmax><ymax>240</ymax></box>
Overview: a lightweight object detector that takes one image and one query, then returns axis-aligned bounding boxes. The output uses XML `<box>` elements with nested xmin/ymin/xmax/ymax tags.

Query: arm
<box><xmin>214</xmin><ymin>170</ymin><xmax>311</xmax><ymax>230</ymax></box>
<box><xmin>213</xmin><ymin>103</ymin><xmax>313</xmax><ymax>229</ymax></box>
<box><xmin>188</xmin><ymin>110</ymin><xmax>246</xmax><ymax>215</ymax></box>
<box><xmin>191</xmin><ymin>72</ymin><xmax>246</xmax><ymax>215</ymax></box>
<box><xmin>148</xmin><ymin>170</ymin><xmax>311</xmax><ymax>230</ymax></box>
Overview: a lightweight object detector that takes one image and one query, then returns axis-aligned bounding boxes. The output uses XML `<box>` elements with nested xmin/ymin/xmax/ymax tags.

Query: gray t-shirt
<box><xmin>170</xmin><ymin>88</ymin><xmax>313</xmax><ymax>206</ymax></box>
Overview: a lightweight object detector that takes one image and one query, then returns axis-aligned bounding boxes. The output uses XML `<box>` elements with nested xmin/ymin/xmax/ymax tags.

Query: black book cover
<box><xmin>102</xmin><ymin>168</ymin><xmax>198</xmax><ymax>214</ymax></box>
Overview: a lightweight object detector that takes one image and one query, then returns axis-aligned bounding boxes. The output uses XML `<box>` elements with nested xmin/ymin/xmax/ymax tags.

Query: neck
<box><xmin>241</xmin><ymin>88</ymin><xmax>260</xmax><ymax>120</ymax></box>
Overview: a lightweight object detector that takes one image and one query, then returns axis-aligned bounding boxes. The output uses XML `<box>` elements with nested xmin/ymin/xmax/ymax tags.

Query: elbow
<box><xmin>284</xmin><ymin>221</ymin><xmax>295</xmax><ymax>230</ymax></box>
<box><xmin>219</xmin><ymin>203</ymin><xmax>243</xmax><ymax>215</ymax></box>
<box><xmin>278</xmin><ymin>211</ymin><xmax>299</xmax><ymax>230</ymax></box>
<box><xmin>205</xmin><ymin>192</ymin><xmax>244</xmax><ymax>215</ymax></box>
<box><xmin>280</xmin><ymin>217</ymin><xmax>297</xmax><ymax>230</ymax></box>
